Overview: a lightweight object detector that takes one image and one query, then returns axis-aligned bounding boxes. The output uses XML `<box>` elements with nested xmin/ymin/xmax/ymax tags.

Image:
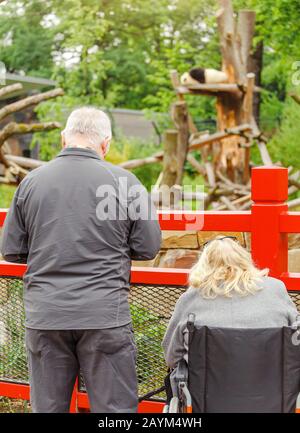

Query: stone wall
<box><xmin>133</xmin><ymin>231</ymin><xmax>300</xmax><ymax>272</ymax></box>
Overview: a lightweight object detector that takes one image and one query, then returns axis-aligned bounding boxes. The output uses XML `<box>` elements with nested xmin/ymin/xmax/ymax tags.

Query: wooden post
<box><xmin>242</xmin><ymin>72</ymin><xmax>255</xmax><ymax>183</ymax></box>
<box><xmin>215</xmin><ymin>0</ymin><xmax>256</xmax><ymax>183</ymax></box>
<box><xmin>171</xmin><ymin>101</ymin><xmax>189</xmax><ymax>185</ymax></box>
<box><xmin>160</xmin><ymin>129</ymin><xmax>178</xmax><ymax>188</ymax></box>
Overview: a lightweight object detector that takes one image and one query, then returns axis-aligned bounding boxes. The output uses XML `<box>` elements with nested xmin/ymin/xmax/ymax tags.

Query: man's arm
<box><xmin>127</xmin><ymin>178</ymin><xmax>161</xmax><ymax>261</ymax></box>
<box><xmin>1</xmin><ymin>185</ymin><xmax>28</xmax><ymax>263</ymax></box>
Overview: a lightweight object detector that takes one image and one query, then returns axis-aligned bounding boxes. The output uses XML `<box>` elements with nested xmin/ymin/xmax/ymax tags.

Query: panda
<box><xmin>180</xmin><ymin>68</ymin><xmax>228</xmax><ymax>86</ymax></box>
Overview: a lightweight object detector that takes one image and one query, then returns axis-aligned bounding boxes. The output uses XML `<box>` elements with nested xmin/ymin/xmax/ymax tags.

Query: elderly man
<box><xmin>0</xmin><ymin>107</ymin><xmax>161</xmax><ymax>413</ymax></box>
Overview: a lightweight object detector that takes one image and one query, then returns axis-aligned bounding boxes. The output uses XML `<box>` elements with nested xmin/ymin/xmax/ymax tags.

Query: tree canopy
<box><xmin>0</xmin><ymin>0</ymin><xmax>300</xmax><ymax>169</ymax></box>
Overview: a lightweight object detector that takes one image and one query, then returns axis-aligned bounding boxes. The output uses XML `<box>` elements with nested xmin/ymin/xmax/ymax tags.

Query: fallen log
<box><xmin>4</xmin><ymin>154</ymin><xmax>46</xmax><ymax>169</ymax></box>
<box><xmin>219</xmin><ymin>196</ymin><xmax>237</xmax><ymax>210</ymax></box>
<box><xmin>119</xmin><ymin>154</ymin><xmax>162</xmax><ymax>170</ymax></box>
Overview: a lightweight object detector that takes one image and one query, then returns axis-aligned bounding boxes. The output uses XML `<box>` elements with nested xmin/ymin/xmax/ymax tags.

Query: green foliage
<box><xmin>2</xmin><ymin>0</ymin><xmax>300</xmax><ymax>182</ymax></box>
<box><xmin>130</xmin><ymin>303</ymin><xmax>167</xmax><ymax>392</ymax></box>
<box><xmin>0</xmin><ymin>0</ymin><xmax>55</xmax><ymax>76</ymax></box>
<box><xmin>268</xmin><ymin>97</ymin><xmax>300</xmax><ymax>167</ymax></box>
<box><xmin>0</xmin><ymin>185</ymin><xmax>16</xmax><ymax>208</ymax></box>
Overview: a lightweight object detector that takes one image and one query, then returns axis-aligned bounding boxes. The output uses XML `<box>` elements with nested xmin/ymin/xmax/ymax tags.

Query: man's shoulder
<box><xmin>18</xmin><ymin>161</ymin><xmax>52</xmax><ymax>187</ymax></box>
<box><xmin>100</xmin><ymin>160</ymin><xmax>141</xmax><ymax>185</ymax></box>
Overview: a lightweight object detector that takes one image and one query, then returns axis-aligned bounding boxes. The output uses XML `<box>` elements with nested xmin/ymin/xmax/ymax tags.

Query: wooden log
<box><xmin>220</xmin><ymin>195</ymin><xmax>237</xmax><ymax>210</ymax></box>
<box><xmin>0</xmin><ymin>176</ymin><xmax>10</xmax><ymax>184</ymax></box>
<box><xmin>186</xmin><ymin>154</ymin><xmax>206</xmax><ymax>176</ymax></box>
<box><xmin>0</xmin><ymin>121</ymin><xmax>61</xmax><ymax>147</ymax></box>
<box><xmin>237</xmin><ymin>10</ymin><xmax>256</xmax><ymax>76</ymax></box>
<box><xmin>0</xmin><ymin>88</ymin><xmax>64</xmax><ymax>122</ymax></box>
<box><xmin>242</xmin><ymin>73</ymin><xmax>255</xmax><ymax>182</ymax></box>
<box><xmin>170</xmin><ymin>70</ymin><xmax>198</xmax><ymax>134</ymax></box>
<box><xmin>250</xmin><ymin>117</ymin><xmax>273</xmax><ymax>165</ymax></box>
<box><xmin>216</xmin><ymin>0</ymin><xmax>244</xmax><ymax>84</ymax></box>
<box><xmin>0</xmin><ymin>83</ymin><xmax>23</xmax><ymax>99</ymax></box>
<box><xmin>287</xmin><ymin>198</ymin><xmax>300</xmax><ymax>209</ymax></box>
<box><xmin>160</xmin><ymin>129</ymin><xmax>178</xmax><ymax>188</ymax></box>
<box><xmin>205</xmin><ymin>162</ymin><xmax>216</xmax><ymax>188</ymax></box>
<box><xmin>239</xmin><ymin>200</ymin><xmax>252</xmax><ymax>210</ymax></box>
<box><xmin>216</xmin><ymin>193</ymin><xmax>251</xmax><ymax>210</ymax></box>
<box><xmin>4</xmin><ymin>154</ymin><xmax>46</xmax><ymax>169</ymax></box>
<box><xmin>216</xmin><ymin>169</ymin><xmax>250</xmax><ymax>192</ymax></box>
<box><xmin>189</xmin><ymin>124</ymin><xmax>252</xmax><ymax>150</ymax></box>
<box><xmin>119</xmin><ymin>155</ymin><xmax>161</xmax><ymax>170</ymax></box>
<box><xmin>249</xmin><ymin>41</ymin><xmax>263</xmax><ymax>124</ymax></box>
<box><xmin>289</xmin><ymin>178</ymin><xmax>300</xmax><ymax>190</ymax></box>
<box><xmin>176</xmin><ymin>83</ymin><xmax>262</xmax><ymax>96</ymax></box>
<box><xmin>172</xmin><ymin>101</ymin><xmax>189</xmax><ymax>185</ymax></box>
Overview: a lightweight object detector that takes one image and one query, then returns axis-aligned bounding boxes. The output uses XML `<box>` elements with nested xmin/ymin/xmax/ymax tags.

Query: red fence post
<box><xmin>251</xmin><ymin>166</ymin><xmax>288</xmax><ymax>277</ymax></box>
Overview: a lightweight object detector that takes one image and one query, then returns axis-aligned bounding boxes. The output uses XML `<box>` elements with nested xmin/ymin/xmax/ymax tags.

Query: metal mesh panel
<box><xmin>289</xmin><ymin>291</ymin><xmax>300</xmax><ymax>313</ymax></box>
<box><xmin>128</xmin><ymin>284</ymin><xmax>186</xmax><ymax>398</ymax></box>
<box><xmin>0</xmin><ymin>275</ymin><xmax>299</xmax><ymax>400</ymax></box>
<box><xmin>0</xmin><ymin>277</ymin><xmax>28</xmax><ymax>384</ymax></box>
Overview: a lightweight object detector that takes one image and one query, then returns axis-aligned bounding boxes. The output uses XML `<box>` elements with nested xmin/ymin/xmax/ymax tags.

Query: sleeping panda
<box><xmin>181</xmin><ymin>68</ymin><xmax>228</xmax><ymax>86</ymax></box>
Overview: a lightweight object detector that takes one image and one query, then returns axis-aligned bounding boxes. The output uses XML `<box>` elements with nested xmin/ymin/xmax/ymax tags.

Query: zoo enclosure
<box><xmin>0</xmin><ymin>166</ymin><xmax>300</xmax><ymax>413</ymax></box>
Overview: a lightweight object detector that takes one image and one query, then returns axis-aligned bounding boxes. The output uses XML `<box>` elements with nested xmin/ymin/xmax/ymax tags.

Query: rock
<box><xmin>132</xmin><ymin>258</ymin><xmax>156</xmax><ymax>267</ymax></box>
<box><xmin>288</xmin><ymin>234</ymin><xmax>300</xmax><ymax>250</ymax></box>
<box><xmin>197</xmin><ymin>231</ymin><xmax>246</xmax><ymax>248</ymax></box>
<box><xmin>158</xmin><ymin>249</ymin><xmax>199</xmax><ymax>269</ymax></box>
<box><xmin>161</xmin><ymin>230</ymin><xmax>199</xmax><ymax>249</ymax></box>
<box><xmin>288</xmin><ymin>249</ymin><xmax>300</xmax><ymax>272</ymax></box>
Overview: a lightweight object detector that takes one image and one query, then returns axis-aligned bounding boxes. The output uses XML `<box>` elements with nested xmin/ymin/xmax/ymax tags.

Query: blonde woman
<box><xmin>162</xmin><ymin>236</ymin><xmax>299</xmax><ymax>368</ymax></box>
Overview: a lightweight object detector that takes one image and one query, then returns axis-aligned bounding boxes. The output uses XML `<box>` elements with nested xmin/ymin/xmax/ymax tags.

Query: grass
<box><xmin>0</xmin><ymin>185</ymin><xmax>16</xmax><ymax>208</ymax></box>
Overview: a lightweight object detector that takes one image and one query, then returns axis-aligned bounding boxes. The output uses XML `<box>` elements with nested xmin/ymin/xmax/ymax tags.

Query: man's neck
<box><xmin>65</xmin><ymin>144</ymin><xmax>104</xmax><ymax>159</ymax></box>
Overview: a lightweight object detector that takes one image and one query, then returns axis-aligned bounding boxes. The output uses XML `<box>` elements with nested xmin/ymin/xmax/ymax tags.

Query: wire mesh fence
<box><xmin>0</xmin><ymin>277</ymin><xmax>27</xmax><ymax>384</ymax></box>
<box><xmin>0</xmin><ymin>276</ymin><xmax>300</xmax><ymax>400</ymax></box>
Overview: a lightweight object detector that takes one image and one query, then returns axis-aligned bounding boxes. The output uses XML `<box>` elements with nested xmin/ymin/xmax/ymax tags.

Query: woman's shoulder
<box><xmin>259</xmin><ymin>276</ymin><xmax>288</xmax><ymax>297</ymax></box>
<box><xmin>176</xmin><ymin>287</ymin><xmax>202</xmax><ymax>306</ymax></box>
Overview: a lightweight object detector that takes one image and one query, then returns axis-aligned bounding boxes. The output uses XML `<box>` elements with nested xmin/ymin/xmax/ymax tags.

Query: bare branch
<box><xmin>0</xmin><ymin>88</ymin><xmax>64</xmax><ymax>122</ymax></box>
<box><xmin>0</xmin><ymin>83</ymin><xmax>23</xmax><ymax>99</ymax></box>
<box><xmin>0</xmin><ymin>121</ymin><xmax>61</xmax><ymax>147</ymax></box>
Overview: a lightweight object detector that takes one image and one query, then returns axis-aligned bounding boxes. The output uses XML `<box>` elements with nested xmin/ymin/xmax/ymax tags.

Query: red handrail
<box><xmin>0</xmin><ymin>166</ymin><xmax>300</xmax><ymax>413</ymax></box>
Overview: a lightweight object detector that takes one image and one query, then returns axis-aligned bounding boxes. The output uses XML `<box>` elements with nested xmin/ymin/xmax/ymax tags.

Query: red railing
<box><xmin>0</xmin><ymin>166</ymin><xmax>300</xmax><ymax>413</ymax></box>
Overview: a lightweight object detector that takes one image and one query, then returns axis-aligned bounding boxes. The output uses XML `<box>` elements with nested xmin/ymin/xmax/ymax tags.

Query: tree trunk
<box><xmin>248</xmin><ymin>41</ymin><xmax>263</xmax><ymax>125</ymax></box>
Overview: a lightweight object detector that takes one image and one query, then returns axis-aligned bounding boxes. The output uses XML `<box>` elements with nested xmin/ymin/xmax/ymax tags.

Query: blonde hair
<box><xmin>189</xmin><ymin>236</ymin><xmax>268</xmax><ymax>299</ymax></box>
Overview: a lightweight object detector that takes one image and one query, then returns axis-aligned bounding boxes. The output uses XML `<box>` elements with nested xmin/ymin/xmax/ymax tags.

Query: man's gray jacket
<box><xmin>1</xmin><ymin>147</ymin><xmax>161</xmax><ymax>329</ymax></box>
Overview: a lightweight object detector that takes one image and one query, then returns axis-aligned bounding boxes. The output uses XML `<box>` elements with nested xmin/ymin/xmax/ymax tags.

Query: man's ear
<box><xmin>101</xmin><ymin>138</ymin><xmax>110</xmax><ymax>157</ymax></box>
<box><xmin>61</xmin><ymin>132</ymin><xmax>66</xmax><ymax>148</ymax></box>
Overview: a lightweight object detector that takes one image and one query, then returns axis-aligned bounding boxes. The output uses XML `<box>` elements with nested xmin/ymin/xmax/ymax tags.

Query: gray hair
<box><xmin>62</xmin><ymin>107</ymin><xmax>112</xmax><ymax>151</ymax></box>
